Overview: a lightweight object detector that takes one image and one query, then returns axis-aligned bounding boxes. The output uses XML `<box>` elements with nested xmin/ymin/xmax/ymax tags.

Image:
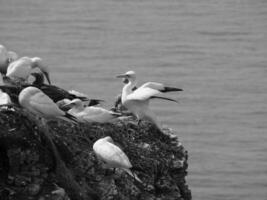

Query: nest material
<box><xmin>0</xmin><ymin>105</ymin><xmax>191</xmax><ymax>200</ymax></box>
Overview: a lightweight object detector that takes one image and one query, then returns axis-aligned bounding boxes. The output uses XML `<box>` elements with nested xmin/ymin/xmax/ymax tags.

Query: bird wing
<box><xmin>38</xmin><ymin>84</ymin><xmax>73</xmax><ymax>102</ymax></box>
<box><xmin>140</xmin><ymin>82</ymin><xmax>183</xmax><ymax>93</ymax></box>
<box><xmin>83</xmin><ymin>106</ymin><xmax>105</xmax><ymax>115</ymax></box>
<box><xmin>140</xmin><ymin>82</ymin><xmax>165</xmax><ymax>90</ymax></box>
<box><xmin>81</xmin><ymin>107</ymin><xmax>117</xmax><ymax>122</ymax></box>
<box><xmin>127</xmin><ymin>87</ymin><xmax>161</xmax><ymax>101</ymax></box>
<box><xmin>28</xmin><ymin>91</ymin><xmax>65</xmax><ymax>117</ymax></box>
<box><xmin>68</xmin><ymin>90</ymin><xmax>88</xmax><ymax>98</ymax></box>
<box><xmin>94</xmin><ymin>141</ymin><xmax>132</xmax><ymax>169</ymax></box>
<box><xmin>84</xmin><ymin>106</ymin><xmax>118</xmax><ymax>116</ymax></box>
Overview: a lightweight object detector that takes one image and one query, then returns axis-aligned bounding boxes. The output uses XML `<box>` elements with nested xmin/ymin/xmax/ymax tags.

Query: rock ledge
<box><xmin>0</xmin><ymin>106</ymin><xmax>191</xmax><ymax>200</ymax></box>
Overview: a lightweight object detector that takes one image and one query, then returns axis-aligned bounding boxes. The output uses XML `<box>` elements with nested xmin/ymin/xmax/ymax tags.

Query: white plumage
<box><xmin>0</xmin><ymin>89</ymin><xmax>11</xmax><ymax>105</ymax></box>
<box><xmin>0</xmin><ymin>44</ymin><xmax>18</xmax><ymax>75</ymax></box>
<box><xmin>6</xmin><ymin>56</ymin><xmax>51</xmax><ymax>84</ymax></box>
<box><xmin>65</xmin><ymin>99</ymin><xmax>120</xmax><ymax>123</ymax></box>
<box><xmin>93</xmin><ymin>136</ymin><xmax>142</xmax><ymax>182</ymax></box>
<box><xmin>19</xmin><ymin>86</ymin><xmax>76</xmax><ymax>123</ymax></box>
<box><xmin>93</xmin><ymin>136</ymin><xmax>132</xmax><ymax>169</ymax></box>
<box><xmin>117</xmin><ymin>71</ymin><xmax>183</xmax><ymax>130</ymax></box>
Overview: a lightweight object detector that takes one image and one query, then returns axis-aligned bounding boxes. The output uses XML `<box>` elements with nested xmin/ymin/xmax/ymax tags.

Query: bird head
<box><xmin>31</xmin><ymin>57</ymin><xmax>51</xmax><ymax>85</ymax></box>
<box><xmin>61</xmin><ymin>98</ymin><xmax>83</xmax><ymax>110</ymax></box>
<box><xmin>7</xmin><ymin>51</ymin><xmax>18</xmax><ymax>64</ymax></box>
<box><xmin>116</xmin><ymin>70</ymin><xmax>136</xmax><ymax>83</ymax></box>
<box><xmin>104</xmin><ymin>136</ymin><xmax>114</xmax><ymax>143</ymax></box>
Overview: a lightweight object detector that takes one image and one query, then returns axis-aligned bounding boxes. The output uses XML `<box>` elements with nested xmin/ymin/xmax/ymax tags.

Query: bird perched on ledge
<box><xmin>93</xmin><ymin>136</ymin><xmax>142</xmax><ymax>183</ymax></box>
<box><xmin>0</xmin><ymin>44</ymin><xmax>18</xmax><ymax>75</ymax></box>
<box><xmin>19</xmin><ymin>86</ymin><xmax>77</xmax><ymax>123</ymax></box>
<box><xmin>117</xmin><ymin>70</ymin><xmax>183</xmax><ymax>130</ymax></box>
<box><xmin>6</xmin><ymin>56</ymin><xmax>51</xmax><ymax>84</ymax></box>
<box><xmin>0</xmin><ymin>89</ymin><xmax>11</xmax><ymax>105</ymax></box>
<box><xmin>63</xmin><ymin>99</ymin><xmax>121</xmax><ymax>123</ymax></box>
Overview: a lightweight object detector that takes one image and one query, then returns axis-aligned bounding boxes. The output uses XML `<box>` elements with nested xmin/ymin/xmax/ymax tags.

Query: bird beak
<box><xmin>116</xmin><ymin>74</ymin><xmax>127</xmax><ymax>78</ymax></box>
<box><xmin>116</xmin><ymin>74</ymin><xmax>129</xmax><ymax>83</ymax></box>
<box><xmin>43</xmin><ymin>71</ymin><xmax>51</xmax><ymax>85</ymax></box>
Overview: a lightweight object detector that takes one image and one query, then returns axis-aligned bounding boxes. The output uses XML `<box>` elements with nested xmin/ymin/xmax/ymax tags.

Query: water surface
<box><xmin>0</xmin><ymin>0</ymin><xmax>267</xmax><ymax>199</ymax></box>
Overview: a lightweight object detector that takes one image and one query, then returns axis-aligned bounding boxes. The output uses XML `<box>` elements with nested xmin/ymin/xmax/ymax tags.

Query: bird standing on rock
<box><xmin>6</xmin><ymin>56</ymin><xmax>51</xmax><ymax>84</ymax></box>
<box><xmin>117</xmin><ymin>71</ymin><xmax>183</xmax><ymax>130</ymax></box>
<box><xmin>0</xmin><ymin>89</ymin><xmax>11</xmax><ymax>105</ymax></box>
<box><xmin>93</xmin><ymin>136</ymin><xmax>142</xmax><ymax>183</ymax></box>
<box><xmin>18</xmin><ymin>86</ymin><xmax>77</xmax><ymax>123</ymax></box>
<box><xmin>63</xmin><ymin>99</ymin><xmax>121</xmax><ymax>123</ymax></box>
<box><xmin>0</xmin><ymin>44</ymin><xmax>18</xmax><ymax>75</ymax></box>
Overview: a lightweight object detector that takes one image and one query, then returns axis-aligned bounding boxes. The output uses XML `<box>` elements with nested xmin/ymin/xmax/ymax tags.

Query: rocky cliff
<box><xmin>0</xmin><ymin>105</ymin><xmax>191</xmax><ymax>200</ymax></box>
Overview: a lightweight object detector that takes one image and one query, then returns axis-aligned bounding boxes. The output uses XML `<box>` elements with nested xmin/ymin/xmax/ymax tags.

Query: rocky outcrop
<box><xmin>0</xmin><ymin>105</ymin><xmax>191</xmax><ymax>200</ymax></box>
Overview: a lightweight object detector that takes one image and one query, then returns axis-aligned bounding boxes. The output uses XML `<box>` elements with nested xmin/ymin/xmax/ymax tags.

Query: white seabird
<box><xmin>6</xmin><ymin>56</ymin><xmax>51</xmax><ymax>84</ymax></box>
<box><xmin>19</xmin><ymin>86</ymin><xmax>77</xmax><ymax>123</ymax></box>
<box><xmin>0</xmin><ymin>44</ymin><xmax>18</xmax><ymax>75</ymax></box>
<box><xmin>0</xmin><ymin>89</ymin><xmax>11</xmax><ymax>105</ymax></box>
<box><xmin>64</xmin><ymin>99</ymin><xmax>121</xmax><ymax>123</ymax></box>
<box><xmin>116</xmin><ymin>71</ymin><xmax>183</xmax><ymax>130</ymax></box>
<box><xmin>93</xmin><ymin>136</ymin><xmax>142</xmax><ymax>182</ymax></box>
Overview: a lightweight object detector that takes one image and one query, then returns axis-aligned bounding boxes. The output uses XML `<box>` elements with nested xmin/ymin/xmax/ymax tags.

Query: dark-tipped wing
<box><xmin>37</xmin><ymin>84</ymin><xmax>89</xmax><ymax>103</ymax></box>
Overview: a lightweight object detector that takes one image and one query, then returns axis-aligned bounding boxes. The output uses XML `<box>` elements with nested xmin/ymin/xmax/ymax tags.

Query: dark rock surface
<box><xmin>0</xmin><ymin>105</ymin><xmax>191</xmax><ymax>200</ymax></box>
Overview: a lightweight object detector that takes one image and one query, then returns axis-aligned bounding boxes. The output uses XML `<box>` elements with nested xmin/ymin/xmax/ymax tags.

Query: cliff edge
<box><xmin>0</xmin><ymin>105</ymin><xmax>191</xmax><ymax>200</ymax></box>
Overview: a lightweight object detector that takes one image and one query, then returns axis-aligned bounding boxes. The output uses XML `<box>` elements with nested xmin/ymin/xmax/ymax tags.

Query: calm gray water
<box><xmin>1</xmin><ymin>0</ymin><xmax>267</xmax><ymax>199</ymax></box>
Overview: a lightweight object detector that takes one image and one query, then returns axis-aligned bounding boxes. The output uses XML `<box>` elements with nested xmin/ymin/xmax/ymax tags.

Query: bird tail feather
<box><xmin>124</xmin><ymin>168</ymin><xmax>143</xmax><ymax>183</ymax></box>
<box><xmin>61</xmin><ymin>113</ymin><xmax>78</xmax><ymax>124</ymax></box>
<box><xmin>151</xmin><ymin>96</ymin><xmax>178</xmax><ymax>103</ymax></box>
<box><xmin>78</xmin><ymin>96</ymin><xmax>89</xmax><ymax>102</ymax></box>
<box><xmin>111</xmin><ymin>112</ymin><xmax>122</xmax><ymax>117</ymax></box>
<box><xmin>88</xmin><ymin>99</ymin><xmax>105</xmax><ymax>106</ymax></box>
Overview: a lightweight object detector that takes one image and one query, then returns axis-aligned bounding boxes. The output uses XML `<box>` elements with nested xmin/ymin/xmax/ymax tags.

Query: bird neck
<box><xmin>122</xmin><ymin>79</ymin><xmax>137</xmax><ymax>101</ymax></box>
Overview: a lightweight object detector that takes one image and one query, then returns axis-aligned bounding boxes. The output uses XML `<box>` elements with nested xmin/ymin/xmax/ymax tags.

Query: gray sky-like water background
<box><xmin>0</xmin><ymin>0</ymin><xmax>267</xmax><ymax>199</ymax></box>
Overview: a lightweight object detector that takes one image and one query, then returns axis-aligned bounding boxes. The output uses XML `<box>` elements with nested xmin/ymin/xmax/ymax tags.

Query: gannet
<box><xmin>64</xmin><ymin>99</ymin><xmax>121</xmax><ymax>123</ymax></box>
<box><xmin>113</xmin><ymin>78</ymin><xmax>137</xmax><ymax>112</ymax></box>
<box><xmin>93</xmin><ymin>136</ymin><xmax>142</xmax><ymax>182</ymax></box>
<box><xmin>116</xmin><ymin>71</ymin><xmax>183</xmax><ymax>129</ymax></box>
<box><xmin>31</xmin><ymin>72</ymin><xmax>103</xmax><ymax>106</ymax></box>
<box><xmin>6</xmin><ymin>56</ymin><xmax>51</xmax><ymax>84</ymax></box>
<box><xmin>19</xmin><ymin>86</ymin><xmax>77</xmax><ymax>123</ymax></box>
<box><xmin>0</xmin><ymin>89</ymin><xmax>11</xmax><ymax>105</ymax></box>
<box><xmin>0</xmin><ymin>45</ymin><xmax>18</xmax><ymax>75</ymax></box>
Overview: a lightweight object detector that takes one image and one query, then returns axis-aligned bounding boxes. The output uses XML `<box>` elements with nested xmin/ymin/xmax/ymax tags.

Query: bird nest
<box><xmin>0</xmin><ymin>105</ymin><xmax>191</xmax><ymax>200</ymax></box>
